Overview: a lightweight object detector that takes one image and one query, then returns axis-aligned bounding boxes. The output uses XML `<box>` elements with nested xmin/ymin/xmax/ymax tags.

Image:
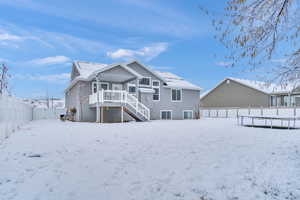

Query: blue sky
<box><xmin>0</xmin><ymin>0</ymin><xmax>264</xmax><ymax>98</ymax></box>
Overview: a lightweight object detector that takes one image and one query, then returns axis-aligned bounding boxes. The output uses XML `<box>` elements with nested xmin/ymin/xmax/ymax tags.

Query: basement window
<box><xmin>161</xmin><ymin>110</ymin><xmax>172</xmax><ymax>120</ymax></box>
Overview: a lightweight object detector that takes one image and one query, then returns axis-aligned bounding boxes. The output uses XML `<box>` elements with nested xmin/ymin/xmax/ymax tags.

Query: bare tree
<box><xmin>0</xmin><ymin>64</ymin><xmax>10</xmax><ymax>95</ymax></box>
<box><xmin>202</xmin><ymin>0</ymin><xmax>300</xmax><ymax>86</ymax></box>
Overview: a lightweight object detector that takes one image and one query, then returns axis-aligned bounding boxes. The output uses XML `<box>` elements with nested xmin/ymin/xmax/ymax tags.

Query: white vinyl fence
<box><xmin>0</xmin><ymin>94</ymin><xmax>33</xmax><ymax>142</ymax></box>
<box><xmin>0</xmin><ymin>94</ymin><xmax>66</xmax><ymax>142</ymax></box>
<box><xmin>200</xmin><ymin>107</ymin><xmax>300</xmax><ymax>118</ymax></box>
<box><xmin>33</xmin><ymin>108</ymin><xmax>66</xmax><ymax>120</ymax></box>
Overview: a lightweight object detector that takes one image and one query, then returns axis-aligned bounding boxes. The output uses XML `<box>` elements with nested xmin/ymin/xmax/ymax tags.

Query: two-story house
<box><xmin>65</xmin><ymin>60</ymin><xmax>201</xmax><ymax>123</ymax></box>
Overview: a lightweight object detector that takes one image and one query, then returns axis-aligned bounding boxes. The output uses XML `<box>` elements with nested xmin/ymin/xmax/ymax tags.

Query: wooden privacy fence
<box><xmin>200</xmin><ymin>107</ymin><xmax>300</xmax><ymax>118</ymax></box>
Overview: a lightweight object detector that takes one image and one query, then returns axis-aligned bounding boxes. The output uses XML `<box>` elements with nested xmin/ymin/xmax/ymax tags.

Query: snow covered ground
<box><xmin>1</xmin><ymin>119</ymin><xmax>300</xmax><ymax>200</ymax></box>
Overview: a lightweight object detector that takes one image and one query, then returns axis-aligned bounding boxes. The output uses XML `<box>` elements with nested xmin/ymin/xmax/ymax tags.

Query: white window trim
<box><xmin>138</xmin><ymin>77</ymin><xmax>152</xmax><ymax>87</ymax></box>
<box><xmin>127</xmin><ymin>83</ymin><xmax>137</xmax><ymax>94</ymax></box>
<box><xmin>171</xmin><ymin>88</ymin><xmax>182</xmax><ymax>102</ymax></box>
<box><xmin>183</xmin><ymin>110</ymin><xmax>193</xmax><ymax>120</ymax></box>
<box><xmin>152</xmin><ymin>80</ymin><xmax>160</xmax><ymax>101</ymax></box>
<box><xmin>160</xmin><ymin>110</ymin><xmax>172</xmax><ymax>120</ymax></box>
<box><xmin>99</xmin><ymin>82</ymin><xmax>109</xmax><ymax>90</ymax></box>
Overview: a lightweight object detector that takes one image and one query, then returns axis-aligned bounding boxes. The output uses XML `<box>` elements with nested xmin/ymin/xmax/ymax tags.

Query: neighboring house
<box><xmin>65</xmin><ymin>60</ymin><xmax>201</xmax><ymax>122</ymax></box>
<box><xmin>200</xmin><ymin>77</ymin><xmax>300</xmax><ymax>108</ymax></box>
<box><xmin>23</xmin><ymin>98</ymin><xmax>65</xmax><ymax>109</ymax></box>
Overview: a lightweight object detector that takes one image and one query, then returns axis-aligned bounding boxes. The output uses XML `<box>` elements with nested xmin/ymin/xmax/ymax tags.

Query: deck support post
<box><xmin>121</xmin><ymin>106</ymin><xmax>124</xmax><ymax>123</ymax></box>
<box><xmin>101</xmin><ymin>107</ymin><xmax>104</xmax><ymax>123</ymax></box>
<box><xmin>96</xmin><ymin>106</ymin><xmax>100</xmax><ymax>123</ymax></box>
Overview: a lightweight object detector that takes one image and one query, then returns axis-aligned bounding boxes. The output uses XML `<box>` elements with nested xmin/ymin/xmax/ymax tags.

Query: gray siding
<box><xmin>128</xmin><ymin>62</ymin><xmax>200</xmax><ymax>120</ymax></box>
<box><xmin>66</xmin><ymin>61</ymin><xmax>201</xmax><ymax>122</ymax></box>
<box><xmin>201</xmin><ymin>80</ymin><xmax>270</xmax><ymax>108</ymax></box>
<box><xmin>65</xmin><ymin>81</ymin><xmax>96</xmax><ymax>122</ymax></box>
<box><xmin>142</xmin><ymin>88</ymin><xmax>200</xmax><ymax>120</ymax></box>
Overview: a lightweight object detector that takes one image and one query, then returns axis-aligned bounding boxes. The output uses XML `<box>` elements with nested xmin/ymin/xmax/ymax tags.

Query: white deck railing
<box><xmin>89</xmin><ymin>90</ymin><xmax>150</xmax><ymax>120</ymax></box>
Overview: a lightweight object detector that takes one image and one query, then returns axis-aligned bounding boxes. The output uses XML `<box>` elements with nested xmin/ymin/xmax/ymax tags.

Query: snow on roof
<box><xmin>75</xmin><ymin>61</ymin><xmax>108</xmax><ymax>79</ymax></box>
<box><xmin>67</xmin><ymin>61</ymin><xmax>202</xmax><ymax>91</ymax></box>
<box><xmin>155</xmin><ymin>71</ymin><xmax>201</xmax><ymax>90</ymax></box>
<box><xmin>201</xmin><ymin>77</ymin><xmax>298</xmax><ymax>100</ymax></box>
<box><xmin>229</xmin><ymin>78</ymin><xmax>295</xmax><ymax>94</ymax></box>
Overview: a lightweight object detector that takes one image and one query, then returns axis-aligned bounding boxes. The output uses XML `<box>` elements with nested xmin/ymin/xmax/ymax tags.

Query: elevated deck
<box><xmin>89</xmin><ymin>90</ymin><xmax>150</xmax><ymax>121</ymax></box>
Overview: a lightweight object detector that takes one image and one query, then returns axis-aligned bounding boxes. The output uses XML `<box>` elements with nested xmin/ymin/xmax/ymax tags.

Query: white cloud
<box><xmin>216</xmin><ymin>61</ymin><xmax>233</xmax><ymax>67</ymax></box>
<box><xmin>30</xmin><ymin>56</ymin><xmax>71</xmax><ymax>65</ymax></box>
<box><xmin>0</xmin><ymin>1</ymin><xmax>205</xmax><ymax>38</ymax></box>
<box><xmin>0</xmin><ymin>23</ymin><xmax>111</xmax><ymax>53</ymax></box>
<box><xmin>0</xmin><ymin>33</ymin><xmax>22</xmax><ymax>41</ymax></box>
<box><xmin>14</xmin><ymin>73</ymin><xmax>70</xmax><ymax>83</ymax></box>
<box><xmin>107</xmin><ymin>43</ymin><xmax>168</xmax><ymax>61</ymax></box>
<box><xmin>0</xmin><ymin>58</ymin><xmax>9</xmax><ymax>63</ymax></box>
<box><xmin>272</xmin><ymin>58</ymin><xmax>287</xmax><ymax>64</ymax></box>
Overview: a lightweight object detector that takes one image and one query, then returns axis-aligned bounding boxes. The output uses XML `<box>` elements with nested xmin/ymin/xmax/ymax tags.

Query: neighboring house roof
<box><xmin>200</xmin><ymin>77</ymin><xmax>298</xmax><ymax>99</ymax></box>
<box><xmin>66</xmin><ymin>60</ymin><xmax>202</xmax><ymax>92</ymax></box>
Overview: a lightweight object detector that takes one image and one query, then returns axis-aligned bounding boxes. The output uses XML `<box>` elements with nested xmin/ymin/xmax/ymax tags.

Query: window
<box><xmin>161</xmin><ymin>111</ymin><xmax>172</xmax><ymax>120</ymax></box>
<box><xmin>271</xmin><ymin>96</ymin><xmax>277</xmax><ymax>107</ymax></box>
<box><xmin>139</xmin><ymin>77</ymin><xmax>151</xmax><ymax>87</ymax></box>
<box><xmin>128</xmin><ymin>84</ymin><xmax>136</xmax><ymax>94</ymax></box>
<box><xmin>171</xmin><ymin>89</ymin><xmax>182</xmax><ymax>101</ymax></box>
<box><xmin>92</xmin><ymin>82</ymin><xmax>98</xmax><ymax>93</ymax></box>
<box><xmin>100</xmin><ymin>82</ymin><xmax>109</xmax><ymax>90</ymax></box>
<box><xmin>92</xmin><ymin>82</ymin><xmax>108</xmax><ymax>93</ymax></box>
<box><xmin>283</xmin><ymin>95</ymin><xmax>290</xmax><ymax>107</ymax></box>
<box><xmin>183</xmin><ymin>110</ymin><xmax>193</xmax><ymax>120</ymax></box>
<box><xmin>152</xmin><ymin>80</ymin><xmax>160</xmax><ymax>101</ymax></box>
<box><xmin>152</xmin><ymin>80</ymin><xmax>160</xmax><ymax>87</ymax></box>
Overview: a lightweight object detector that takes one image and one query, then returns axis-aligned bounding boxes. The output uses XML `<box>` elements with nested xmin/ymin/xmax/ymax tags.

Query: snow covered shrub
<box><xmin>69</xmin><ymin>107</ymin><xmax>77</xmax><ymax>121</ymax></box>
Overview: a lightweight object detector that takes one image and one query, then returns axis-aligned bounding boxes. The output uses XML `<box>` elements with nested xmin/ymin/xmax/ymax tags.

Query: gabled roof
<box><xmin>126</xmin><ymin>60</ymin><xmax>167</xmax><ymax>83</ymax></box>
<box><xmin>74</xmin><ymin>61</ymin><xmax>108</xmax><ymax>79</ymax></box>
<box><xmin>229</xmin><ymin>78</ymin><xmax>297</xmax><ymax>94</ymax></box>
<box><xmin>127</xmin><ymin>60</ymin><xmax>201</xmax><ymax>90</ymax></box>
<box><xmin>92</xmin><ymin>63</ymin><xmax>143</xmax><ymax>79</ymax></box>
<box><xmin>200</xmin><ymin>77</ymin><xmax>298</xmax><ymax>99</ymax></box>
<box><xmin>66</xmin><ymin>60</ymin><xmax>202</xmax><ymax>92</ymax></box>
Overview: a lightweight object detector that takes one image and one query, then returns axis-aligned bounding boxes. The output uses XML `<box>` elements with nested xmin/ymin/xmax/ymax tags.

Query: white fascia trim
<box><xmin>160</xmin><ymin>110</ymin><xmax>173</xmax><ymax>120</ymax></box>
<box><xmin>126</xmin><ymin>60</ymin><xmax>167</xmax><ymax>83</ymax></box>
<box><xmin>65</xmin><ymin>63</ymin><xmax>143</xmax><ymax>93</ymax></box>
<box><xmin>65</xmin><ymin>77</ymin><xmax>87</xmax><ymax>93</ymax></box>
<box><xmin>163</xmin><ymin>85</ymin><xmax>201</xmax><ymax>91</ymax></box>
<box><xmin>92</xmin><ymin>63</ymin><xmax>143</xmax><ymax>79</ymax></box>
